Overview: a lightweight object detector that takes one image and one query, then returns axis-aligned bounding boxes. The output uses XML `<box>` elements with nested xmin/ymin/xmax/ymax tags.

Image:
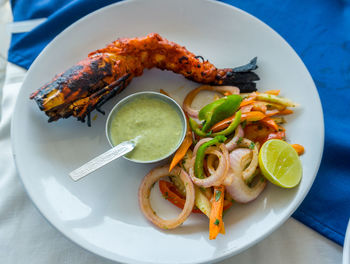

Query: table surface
<box><xmin>0</xmin><ymin>1</ymin><xmax>344</xmax><ymax>263</ymax></box>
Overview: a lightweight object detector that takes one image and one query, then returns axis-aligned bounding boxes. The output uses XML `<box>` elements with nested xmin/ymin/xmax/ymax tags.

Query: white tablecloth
<box><xmin>0</xmin><ymin>63</ymin><xmax>343</xmax><ymax>264</ymax></box>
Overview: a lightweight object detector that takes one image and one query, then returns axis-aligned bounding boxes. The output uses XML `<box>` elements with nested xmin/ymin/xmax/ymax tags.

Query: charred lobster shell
<box><xmin>30</xmin><ymin>33</ymin><xmax>259</xmax><ymax>126</ymax></box>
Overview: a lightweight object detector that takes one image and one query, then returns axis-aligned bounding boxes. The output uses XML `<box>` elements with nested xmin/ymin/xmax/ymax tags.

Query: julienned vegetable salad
<box><xmin>138</xmin><ymin>85</ymin><xmax>304</xmax><ymax>240</ymax></box>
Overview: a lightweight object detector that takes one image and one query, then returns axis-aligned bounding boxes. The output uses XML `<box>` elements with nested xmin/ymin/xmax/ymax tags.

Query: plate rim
<box><xmin>11</xmin><ymin>0</ymin><xmax>325</xmax><ymax>263</ymax></box>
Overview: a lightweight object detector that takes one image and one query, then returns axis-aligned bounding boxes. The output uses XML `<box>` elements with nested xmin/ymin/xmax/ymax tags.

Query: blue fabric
<box><xmin>8</xmin><ymin>0</ymin><xmax>350</xmax><ymax>246</ymax></box>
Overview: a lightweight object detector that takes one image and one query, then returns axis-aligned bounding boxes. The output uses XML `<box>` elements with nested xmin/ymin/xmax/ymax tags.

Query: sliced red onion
<box><xmin>238</xmin><ymin>138</ymin><xmax>260</xmax><ymax>183</ymax></box>
<box><xmin>206</xmin><ymin>153</ymin><xmax>217</xmax><ymax>175</ymax></box>
<box><xmin>211</xmin><ymin>86</ymin><xmax>240</xmax><ymax>95</ymax></box>
<box><xmin>225</xmin><ymin>125</ymin><xmax>244</xmax><ymax>152</ymax></box>
<box><xmin>189</xmin><ymin>144</ymin><xmax>229</xmax><ymax>187</ymax></box>
<box><xmin>222</xmin><ymin>167</ymin><xmax>235</xmax><ymax>186</ymax></box>
<box><xmin>138</xmin><ymin>165</ymin><xmax>195</xmax><ymax>229</ymax></box>
<box><xmin>193</xmin><ymin>138</ymin><xmax>212</xmax><ymax>157</ymax></box>
<box><xmin>207</xmin><ymin>150</ymin><xmax>234</xmax><ymax>186</ymax></box>
<box><xmin>183</xmin><ymin>85</ymin><xmax>239</xmax><ymax>118</ymax></box>
<box><xmin>225</xmin><ymin>148</ymin><xmax>266</xmax><ymax>203</ymax></box>
<box><xmin>200</xmin><ymin>144</ymin><xmax>234</xmax><ymax>186</ymax></box>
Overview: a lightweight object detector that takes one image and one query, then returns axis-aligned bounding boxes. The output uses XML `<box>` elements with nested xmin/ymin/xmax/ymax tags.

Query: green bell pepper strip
<box><xmin>211</xmin><ymin>110</ymin><xmax>241</xmax><ymax>136</ymax></box>
<box><xmin>198</xmin><ymin>94</ymin><xmax>242</xmax><ymax>132</ymax></box>
<box><xmin>189</xmin><ymin>118</ymin><xmax>211</xmax><ymax>137</ymax></box>
<box><xmin>189</xmin><ymin>110</ymin><xmax>241</xmax><ymax>137</ymax></box>
<box><xmin>194</xmin><ymin>135</ymin><xmax>227</xmax><ymax>179</ymax></box>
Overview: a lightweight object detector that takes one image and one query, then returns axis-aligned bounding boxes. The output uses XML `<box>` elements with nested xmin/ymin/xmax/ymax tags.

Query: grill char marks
<box><xmin>29</xmin><ymin>33</ymin><xmax>259</xmax><ymax>126</ymax></box>
<box><xmin>31</xmin><ymin>54</ymin><xmax>114</xmax><ymax>112</ymax></box>
<box><xmin>31</xmin><ymin>54</ymin><xmax>115</xmax><ymax>121</ymax></box>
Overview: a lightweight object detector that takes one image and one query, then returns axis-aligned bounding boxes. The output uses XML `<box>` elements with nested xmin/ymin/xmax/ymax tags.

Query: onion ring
<box><xmin>222</xmin><ymin>167</ymin><xmax>235</xmax><ymax>186</ymax></box>
<box><xmin>183</xmin><ymin>85</ymin><xmax>240</xmax><ymax>118</ymax></box>
<box><xmin>193</xmin><ymin>138</ymin><xmax>212</xmax><ymax>157</ymax></box>
<box><xmin>238</xmin><ymin>138</ymin><xmax>260</xmax><ymax>183</ymax></box>
<box><xmin>225</xmin><ymin>125</ymin><xmax>244</xmax><ymax>152</ymax></box>
<box><xmin>207</xmin><ymin>147</ymin><xmax>234</xmax><ymax>186</ymax></box>
<box><xmin>138</xmin><ymin>165</ymin><xmax>195</xmax><ymax>229</ymax></box>
<box><xmin>206</xmin><ymin>154</ymin><xmax>217</xmax><ymax>175</ymax></box>
<box><xmin>189</xmin><ymin>144</ymin><xmax>229</xmax><ymax>187</ymax></box>
<box><xmin>225</xmin><ymin>148</ymin><xmax>266</xmax><ymax>203</ymax></box>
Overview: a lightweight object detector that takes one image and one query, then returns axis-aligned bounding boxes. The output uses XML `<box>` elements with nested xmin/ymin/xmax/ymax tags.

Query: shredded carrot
<box><xmin>219</xmin><ymin>223</ymin><xmax>225</xmax><ymax>234</ymax></box>
<box><xmin>159</xmin><ymin>89</ymin><xmax>171</xmax><ymax>97</ymax></box>
<box><xmin>265</xmin><ymin>109</ymin><xmax>280</xmax><ymax>116</ymax></box>
<box><xmin>278</xmin><ymin>109</ymin><xmax>294</xmax><ymax>115</ymax></box>
<box><xmin>251</xmin><ymin>101</ymin><xmax>267</xmax><ymax>113</ymax></box>
<box><xmin>260</xmin><ymin>117</ymin><xmax>279</xmax><ymax>131</ymax></box>
<box><xmin>241</xmin><ymin>111</ymin><xmax>266</xmax><ymax>122</ymax></box>
<box><xmin>266</xmin><ymin>108</ymin><xmax>293</xmax><ymax>117</ymax></box>
<box><xmin>159</xmin><ymin>180</ymin><xmax>202</xmax><ymax>213</ymax></box>
<box><xmin>240</xmin><ymin>97</ymin><xmax>255</xmax><ymax>107</ymax></box>
<box><xmin>169</xmin><ymin>132</ymin><xmax>192</xmax><ymax>172</ymax></box>
<box><xmin>210</xmin><ymin>115</ymin><xmax>234</xmax><ymax>132</ymax></box>
<box><xmin>211</xmin><ymin>111</ymin><xmax>266</xmax><ymax>132</ymax></box>
<box><xmin>264</xmin><ymin>89</ymin><xmax>280</xmax><ymax>95</ymax></box>
<box><xmin>209</xmin><ymin>185</ymin><xmax>225</xmax><ymax>240</ymax></box>
<box><xmin>291</xmin><ymin>144</ymin><xmax>305</xmax><ymax>155</ymax></box>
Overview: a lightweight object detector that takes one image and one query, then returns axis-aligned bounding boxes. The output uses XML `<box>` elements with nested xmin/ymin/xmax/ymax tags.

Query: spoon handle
<box><xmin>69</xmin><ymin>140</ymin><xmax>136</xmax><ymax>181</ymax></box>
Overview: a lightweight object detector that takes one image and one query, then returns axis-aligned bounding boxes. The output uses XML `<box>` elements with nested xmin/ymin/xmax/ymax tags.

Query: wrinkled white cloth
<box><xmin>0</xmin><ymin>63</ymin><xmax>342</xmax><ymax>264</ymax></box>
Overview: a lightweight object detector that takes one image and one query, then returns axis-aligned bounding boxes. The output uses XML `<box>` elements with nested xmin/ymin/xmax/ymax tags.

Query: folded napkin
<box><xmin>8</xmin><ymin>0</ymin><xmax>350</xmax><ymax>245</ymax></box>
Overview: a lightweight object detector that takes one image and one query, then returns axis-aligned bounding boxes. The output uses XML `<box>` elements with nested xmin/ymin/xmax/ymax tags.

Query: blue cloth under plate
<box><xmin>8</xmin><ymin>0</ymin><xmax>350</xmax><ymax>246</ymax></box>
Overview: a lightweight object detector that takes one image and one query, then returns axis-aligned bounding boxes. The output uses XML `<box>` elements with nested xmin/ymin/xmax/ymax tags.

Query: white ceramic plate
<box><xmin>11</xmin><ymin>0</ymin><xmax>324</xmax><ymax>263</ymax></box>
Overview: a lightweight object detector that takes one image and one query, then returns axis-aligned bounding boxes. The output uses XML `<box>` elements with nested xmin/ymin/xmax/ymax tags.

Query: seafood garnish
<box><xmin>30</xmin><ymin>33</ymin><xmax>259</xmax><ymax>126</ymax></box>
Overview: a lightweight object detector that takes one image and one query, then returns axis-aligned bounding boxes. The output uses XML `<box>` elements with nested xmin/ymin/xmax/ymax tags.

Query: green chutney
<box><xmin>110</xmin><ymin>96</ymin><xmax>183</xmax><ymax>161</ymax></box>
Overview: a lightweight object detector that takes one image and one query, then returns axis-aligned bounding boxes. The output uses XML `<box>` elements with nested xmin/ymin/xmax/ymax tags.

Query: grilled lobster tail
<box><xmin>30</xmin><ymin>33</ymin><xmax>259</xmax><ymax>126</ymax></box>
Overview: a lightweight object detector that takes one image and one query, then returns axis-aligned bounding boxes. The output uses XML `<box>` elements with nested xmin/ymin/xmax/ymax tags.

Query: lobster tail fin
<box><xmin>213</xmin><ymin>57</ymin><xmax>260</xmax><ymax>93</ymax></box>
<box><xmin>232</xmin><ymin>57</ymin><xmax>258</xmax><ymax>72</ymax></box>
<box><xmin>220</xmin><ymin>71</ymin><xmax>259</xmax><ymax>92</ymax></box>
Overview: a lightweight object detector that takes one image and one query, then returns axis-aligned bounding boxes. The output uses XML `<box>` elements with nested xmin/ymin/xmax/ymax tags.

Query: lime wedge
<box><xmin>259</xmin><ymin>139</ymin><xmax>302</xmax><ymax>188</ymax></box>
